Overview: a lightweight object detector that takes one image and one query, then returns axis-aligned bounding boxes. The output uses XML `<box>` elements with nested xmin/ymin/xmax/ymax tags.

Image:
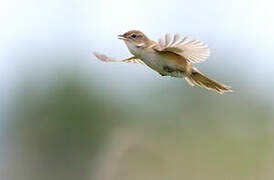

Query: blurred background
<box><xmin>1</xmin><ymin>0</ymin><xmax>274</xmax><ymax>179</ymax></box>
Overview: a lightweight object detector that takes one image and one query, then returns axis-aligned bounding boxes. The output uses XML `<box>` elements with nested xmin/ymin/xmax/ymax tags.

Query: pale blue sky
<box><xmin>0</xmin><ymin>0</ymin><xmax>274</xmax><ymax>101</ymax></box>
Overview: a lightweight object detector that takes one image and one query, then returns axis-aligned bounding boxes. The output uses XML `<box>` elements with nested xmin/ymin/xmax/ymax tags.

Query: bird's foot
<box><xmin>163</xmin><ymin>66</ymin><xmax>175</xmax><ymax>73</ymax></box>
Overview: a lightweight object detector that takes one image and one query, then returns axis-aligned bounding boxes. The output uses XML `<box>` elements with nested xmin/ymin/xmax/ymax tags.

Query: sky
<box><xmin>0</xmin><ymin>0</ymin><xmax>274</xmax><ymax>102</ymax></box>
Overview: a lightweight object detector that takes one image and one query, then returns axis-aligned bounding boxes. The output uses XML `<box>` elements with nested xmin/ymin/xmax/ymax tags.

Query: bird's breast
<box><xmin>126</xmin><ymin>42</ymin><xmax>188</xmax><ymax>77</ymax></box>
<box><xmin>139</xmin><ymin>50</ymin><xmax>190</xmax><ymax>78</ymax></box>
<box><xmin>138</xmin><ymin>49</ymin><xmax>175</xmax><ymax>75</ymax></box>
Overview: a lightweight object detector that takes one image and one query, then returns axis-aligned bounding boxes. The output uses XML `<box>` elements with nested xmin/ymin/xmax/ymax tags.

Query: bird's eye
<box><xmin>131</xmin><ymin>34</ymin><xmax>137</xmax><ymax>38</ymax></box>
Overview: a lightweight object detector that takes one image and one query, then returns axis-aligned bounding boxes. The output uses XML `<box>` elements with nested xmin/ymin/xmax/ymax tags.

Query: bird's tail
<box><xmin>185</xmin><ymin>67</ymin><xmax>232</xmax><ymax>94</ymax></box>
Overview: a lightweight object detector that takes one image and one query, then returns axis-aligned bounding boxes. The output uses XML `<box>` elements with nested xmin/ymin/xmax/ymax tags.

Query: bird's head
<box><xmin>118</xmin><ymin>30</ymin><xmax>153</xmax><ymax>55</ymax></box>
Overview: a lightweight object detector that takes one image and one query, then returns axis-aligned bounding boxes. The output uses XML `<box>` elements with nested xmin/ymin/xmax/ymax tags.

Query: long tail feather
<box><xmin>185</xmin><ymin>68</ymin><xmax>232</xmax><ymax>94</ymax></box>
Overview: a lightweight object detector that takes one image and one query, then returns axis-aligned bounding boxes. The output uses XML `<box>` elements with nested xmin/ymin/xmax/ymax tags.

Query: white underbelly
<box><xmin>126</xmin><ymin>42</ymin><xmax>186</xmax><ymax>78</ymax></box>
<box><xmin>139</xmin><ymin>51</ymin><xmax>186</xmax><ymax>78</ymax></box>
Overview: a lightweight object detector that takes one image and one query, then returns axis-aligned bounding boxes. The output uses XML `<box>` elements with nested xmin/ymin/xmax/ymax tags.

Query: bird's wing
<box><xmin>93</xmin><ymin>52</ymin><xmax>146</xmax><ymax>65</ymax></box>
<box><xmin>153</xmin><ymin>34</ymin><xmax>210</xmax><ymax>63</ymax></box>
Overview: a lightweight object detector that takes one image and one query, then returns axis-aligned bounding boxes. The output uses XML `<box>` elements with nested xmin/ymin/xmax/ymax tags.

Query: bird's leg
<box><xmin>163</xmin><ymin>65</ymin><xmax>175</xmax><ymax>73</ymax></box>
<box><xmin>163</xmin><ymin>66</ymin><xmax>186</xmax><ymax>77</ymax></box>
<box><xmin>159</xmin><ymin>73</ymin><xmax>166</xmax><ymax>76</ymax></box>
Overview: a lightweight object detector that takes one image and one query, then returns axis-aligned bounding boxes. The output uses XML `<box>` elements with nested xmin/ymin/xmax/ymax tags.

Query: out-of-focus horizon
<box><xmin>1</xmin><ymin>0</ymin><xmax>274</xmax><ymax>180</ymax></box>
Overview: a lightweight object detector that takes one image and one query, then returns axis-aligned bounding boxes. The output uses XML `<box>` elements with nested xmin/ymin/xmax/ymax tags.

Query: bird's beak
<box><xmin>118</xmin><ymin>34</ymin><xmax>126</xmax><ymax>40</ymax></box>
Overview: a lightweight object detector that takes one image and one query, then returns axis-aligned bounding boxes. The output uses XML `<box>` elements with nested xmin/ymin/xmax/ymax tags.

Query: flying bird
<box><xmin>93</xmin><ymin>30</ymin><xmax>232</xmax><ymax>94</ymax></box>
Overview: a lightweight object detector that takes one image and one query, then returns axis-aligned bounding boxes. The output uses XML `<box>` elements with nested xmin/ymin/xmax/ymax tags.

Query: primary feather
<box><xmin>153</xmin><ymin>34</ymin><xmax>210</xmax><ymax>63</ymax></box>
<box><xmin>93</xmin><ymin>52</ymin><xmax>145</xmax><ymax>65</ymax></box>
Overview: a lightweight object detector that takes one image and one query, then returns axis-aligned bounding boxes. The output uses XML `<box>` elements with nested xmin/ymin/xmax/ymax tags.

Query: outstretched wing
<box><xmin>153</xmin><ymin>34</ymin><xmax>210</xmax><ymax>63</ymax></box>
<box><xmin>93</xmin><ymin>52</ymin><xmax>146</xmax><ymax>65</ymax></box>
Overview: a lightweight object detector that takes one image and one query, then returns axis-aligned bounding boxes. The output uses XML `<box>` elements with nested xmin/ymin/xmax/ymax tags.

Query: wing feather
<box><xmin>165</xmin><ymin>34</ymin><xmax>171</xmax><ymax>46</ymax></box>
<box><xmin>158</xmin><ymin>38</ymin><xmax>164</xmax><ymax>48</ymax></box>
<box><xmin>93</xmin><ymin>52</ymin><xmax>146</xmax><ymax>65</ymax></box>
<box><xmin>153</xmin><ymin>34</ymin><xmax>210</xmax><ymax>63</ymax></box>
<box><xmin>171</xmin><ymin>34</ymin><xmax>181</xmax><ymax>45</ymax></box>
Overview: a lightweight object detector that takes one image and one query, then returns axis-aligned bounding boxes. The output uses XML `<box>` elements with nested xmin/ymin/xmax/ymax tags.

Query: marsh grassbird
<box><xmin>93</xmin><ymin>30</ymin><xmax>232</xmax><ymax>94</ymax></box>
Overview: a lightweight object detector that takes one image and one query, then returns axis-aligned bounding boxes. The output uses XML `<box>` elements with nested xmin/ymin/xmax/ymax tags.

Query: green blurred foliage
<box><xmin>1</xmin><ymin>62</ymin><xmax>273</xmax><ymax>180</ymax></box>
<box><xmin>3</xmin><ymin>72</ymin><xmax>123</xmax><ymax>180</ymax></box>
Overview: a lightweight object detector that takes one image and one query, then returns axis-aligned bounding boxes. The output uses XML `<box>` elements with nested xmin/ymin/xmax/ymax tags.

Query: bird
<box><xmin>93</xmin><ymin>30</ymin><xmax>232</xmax><ymax>94</ymax></box>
